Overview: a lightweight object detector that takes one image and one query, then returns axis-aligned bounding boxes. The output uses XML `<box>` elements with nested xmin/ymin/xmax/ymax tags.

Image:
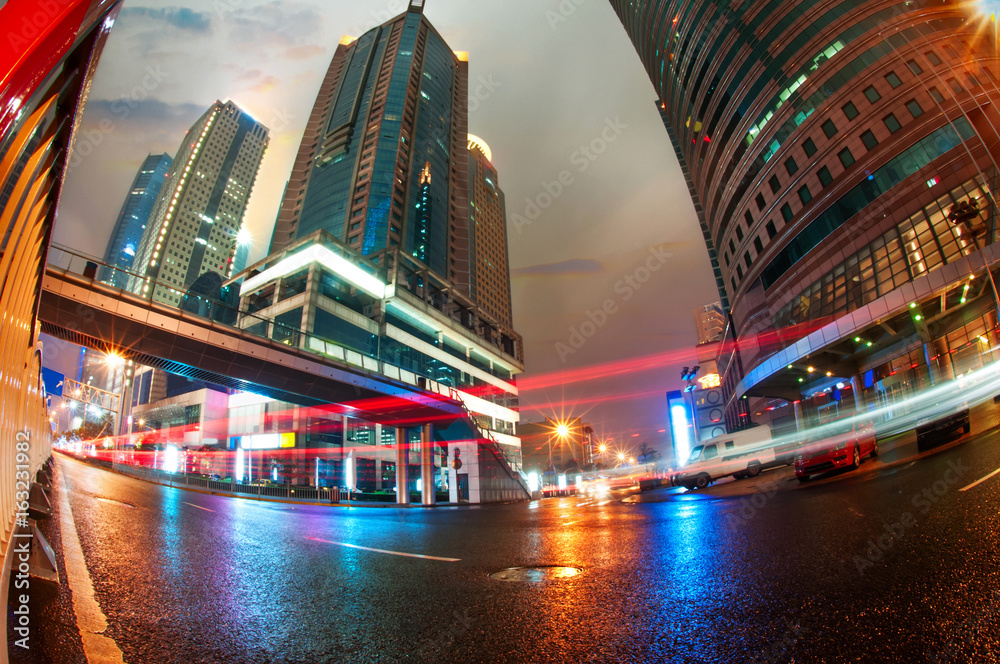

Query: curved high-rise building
<box><xmin>611</xmin><ymin>1</ymin><xmax>1000</xmax><ymax>428</ymax></box>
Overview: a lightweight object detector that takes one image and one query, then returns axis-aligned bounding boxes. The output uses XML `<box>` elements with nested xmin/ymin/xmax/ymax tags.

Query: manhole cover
<box><xmin>489</xmin><ymin>566</ymin><xmax>581</xmax><ymax>582</ymax></box>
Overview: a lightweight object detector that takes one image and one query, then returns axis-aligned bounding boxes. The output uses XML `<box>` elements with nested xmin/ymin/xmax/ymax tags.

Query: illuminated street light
<box><xmin>598</xmin><ymin>444</ymin><xmax>607</xmax><ymax>454</ymax></box>
<box><xmin>556</xmin><ymin>423</ymin><xmax>570</xmax><ymax>437</ymax></box>
<box><xmin>617</xmin><ymin>452</ymin><xmax>626</xmax><ymax>462</ymax></box>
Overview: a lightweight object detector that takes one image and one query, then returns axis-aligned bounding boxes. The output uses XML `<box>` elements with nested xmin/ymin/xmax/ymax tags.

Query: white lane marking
<box><xmin>597</xmin><ymin>500</ymin><xmax>611</xmax><ymax>506</ymax></box>
<box><xmin>305</xmin><ymin>536</ymin><xmax>460</xmax><ymax>561</ymax></box>
<box><xmin>96</xmin><ymin>497</ymin><xmax>135</xmax><ymax>509</ymax></box>
<box><xmin>57</xmin><ymin>466</ymin><xmax>127</xmax><ymax>664</ymax></box>
<box><xmin>182</xmin><ymin>501</ymin><xmax>214</xmax><ymax>512</ymax></box>
<box><xmin>959</xmin><ymin>466</ymin><xmax>1000</xmax><ymax>492</ymax></box>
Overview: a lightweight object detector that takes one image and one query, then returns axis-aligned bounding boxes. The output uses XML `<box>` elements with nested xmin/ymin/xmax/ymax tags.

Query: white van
<box><xmin>672</xmin><ymin>426</ymin><xmax>775</xmax><ymax>490</ymax></box>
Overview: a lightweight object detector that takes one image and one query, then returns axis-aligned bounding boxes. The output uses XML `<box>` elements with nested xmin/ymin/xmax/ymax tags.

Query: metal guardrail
<box><xmin>110</xmin><ymin>463</ymin><xmax>347</xmax><ymax>503</ymax></box>
<box><xmin>449</xmin><ymin>389</ymin><xmax>531</xmax><ymax>498</ymax></box>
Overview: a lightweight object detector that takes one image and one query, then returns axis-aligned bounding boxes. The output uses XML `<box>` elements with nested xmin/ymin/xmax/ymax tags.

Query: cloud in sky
<box><xmin>513</xmin><ymin>258</ymin><xmax>603</xmax><ymax>277</ymax></box>
<box><xmin>119</xmin><ymin>7</ymin><xmax>213</xmax><ymax>34</ymax></box>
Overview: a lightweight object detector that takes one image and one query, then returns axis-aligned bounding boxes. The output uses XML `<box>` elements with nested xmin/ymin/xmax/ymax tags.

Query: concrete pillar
<box><xmin>395</xmin><ymin>427</ymin><xmax>408</xmax><ymax>505</ymax></box>
<box><xmin>421</xmin><ymin>424</ymin><xmax>435</xmax><ymax>506</ymax></box>
<box><xmin>851</xmin><ymin>376</ymin><xmax>864</xmax><ymax>412</ymax></box>
<box><xmin>924</xmin><ymin>343</ymin><xmax>937</xmax><ymax>386</ymax></box>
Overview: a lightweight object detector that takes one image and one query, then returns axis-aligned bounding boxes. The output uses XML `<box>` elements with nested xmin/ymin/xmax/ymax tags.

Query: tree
<box><xmin>637</xmin><ymin>442</ymin><xmax>660</xmax><ymax>464</ymax></box>
<box><xmin>57</xmin><ymin>412</ymin><xmax>114</xmax><ymax>444</ymax></box>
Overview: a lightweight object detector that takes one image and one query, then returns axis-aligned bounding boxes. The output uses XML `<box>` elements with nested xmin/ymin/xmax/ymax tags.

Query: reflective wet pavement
<box><xmin>18</xmin><ymin>431</ymin><xmax>1000</xmax><ymax>663</ymax></box>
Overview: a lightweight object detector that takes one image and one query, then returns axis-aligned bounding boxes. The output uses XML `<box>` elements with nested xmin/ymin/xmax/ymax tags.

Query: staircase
<box><xmin>449</xmin><ymin>388</ymin><xmax>531</xmax><ymax>500</ymax></box>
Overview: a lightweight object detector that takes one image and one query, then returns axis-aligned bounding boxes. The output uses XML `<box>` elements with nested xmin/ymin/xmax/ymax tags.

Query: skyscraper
<box><xmin>233</xmin><ymin>1</ymin><xmax>528</xmax><ymax>504</ymax></box>
<box><xmin>131</xmin><ymin>100</ymin><xmax>268</xmax><ymax>306</ymax></box>
<box><xmin>467</xmin><ymin>135</ymin><xmax>514</xmax><ymax>328</ymax></box>
<box><xmin>100</xmin><ymin>153</ymin><xmax>172</xmax><ymax>288</ymax></box>
<box><xmin>269</xmin><ymin>1</ymin><xmax>470</xmax><ymax>290</ymax></box>
<box><xmin>611</xmin><ymin>2</ymin><xmax>1000</xmax><ymax>428</ymax></box>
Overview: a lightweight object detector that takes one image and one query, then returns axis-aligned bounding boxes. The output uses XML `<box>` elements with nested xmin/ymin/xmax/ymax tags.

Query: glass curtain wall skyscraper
<box><xmin>269</xmin><ymin>1</ymin><xmax>471</xmax><ymax>292</ymax></box>
<box><xmin>130</xmin><ymin>100</ymin><xmax>269</xmax><ymax>306</ymax></box>
<box><xmin>99</xmin><ymin>153</ymin><xmax>172</xmax><ymax>288</ymax></box>
<box><xmin>610</xmin><ymin>1</ymin><xmax>1000</xmax><ymax>428</ymax></box>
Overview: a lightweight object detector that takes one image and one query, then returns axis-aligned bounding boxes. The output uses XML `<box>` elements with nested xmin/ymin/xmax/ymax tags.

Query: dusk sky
<box><xmin>54</xmin><ymin>0</ymin><xmax>721</xmax><ymax>454</ymax></box>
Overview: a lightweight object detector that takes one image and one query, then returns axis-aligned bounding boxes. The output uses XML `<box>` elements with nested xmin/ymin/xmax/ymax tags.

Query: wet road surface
<box><xmin>19</xmin><ymin>430</ymin><xmax>1000</xmax><ymax>664</ymax></box>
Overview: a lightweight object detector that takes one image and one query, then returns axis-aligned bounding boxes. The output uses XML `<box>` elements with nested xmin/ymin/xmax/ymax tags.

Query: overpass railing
<box><xmin>44</xmin><ymin>245</ymin><xmax>431</xmax><ymax>393</ymax></box>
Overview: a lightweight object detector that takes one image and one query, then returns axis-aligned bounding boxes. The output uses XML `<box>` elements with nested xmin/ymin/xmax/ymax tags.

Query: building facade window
<box><xmin>803</xmin><ymin>137</ymin><xmax>817</xmax><ymax>157</ymax></box>
<box><xmin>766</xmin><ymin>220</ymin><xmax>777</xmax><ymax>239</ymax></box>
<box><xmin>885</xmin><ymin>71</ymin><xmax>902</xmax><ymax>88</ymax></box>
<box><xmin>883</xmin><ymin>113</ymin><xmax>902</xmax><ymax>133</ymax></box>
<box><xmin>798</xmin><ymin>185</ymin><xmax>812</xmax><ymax>205</ymax></box>
<box><xmin>838</xmin><ymin>147</ymin><xmax>855</xmax><ymax>168</ymax></box>
<box><xmin>818</xmin><ymin>166</ymin><xmax>833</xmax><ymax>187</ymax></box>
<box><xmin>769</xmin><ymin>174</ymin><xmax>781</xmax><ymax>193</ymax></box>
<box><xmin>842</xmin><ymin>101</ymin><xmax>859</xmax><ymax>120</ymax></box>
<box><xmin>861</xmin><ymin>129</ymin><xmax>879</xmax><ymax>150</ymax></box>
<box><xmin>864</xmin><ymin>86</ymin><xmax>881</xmax><ymax>103</ymax></box>
<box><xmin>785</xmin><ymin>157</ymin><xmax>798</xmax><ymax>176</ymax></box>
<box><xmin>822</xmin><ymin>119</ymin><xmax>838</xmax><ymax>138</ymax></box>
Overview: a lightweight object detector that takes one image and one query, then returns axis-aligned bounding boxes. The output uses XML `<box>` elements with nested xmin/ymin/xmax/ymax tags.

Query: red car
<box><xmin>794</xmin><ymin>417</ymin><xmax>878</xmax><ymax>482</ymax></box>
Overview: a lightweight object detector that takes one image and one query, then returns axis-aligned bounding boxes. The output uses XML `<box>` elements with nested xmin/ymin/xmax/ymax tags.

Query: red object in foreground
<box><xmin>794</xmin><ymin>418</ymin><xmax>878</xmax><ymax>482</ymax></box>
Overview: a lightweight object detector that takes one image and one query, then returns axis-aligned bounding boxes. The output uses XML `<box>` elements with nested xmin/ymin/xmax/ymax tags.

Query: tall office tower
<box><xmin>99</xmin><ymin>153</ymin><xmax>173</xmax><ymax>288</ymax></box>
<box><xmin>131</xmin><ymin>100</ymin><xmax>268</xmax><ymax>306</ymax></box>
<box><xmin>693</xmin><ymin>302</ymin><xmax>726</xmax><ymax>346</ymax></box>
<box><xmin>269</xmin><ymin>0</ymin><xmax>471</xmax><ymax>291</ymax></box>
<box><xmin>611</xmin><ymin>2</ymin><xmax>1000</xmax><ymax>428</ymax></box>
<box><xmin>467</xmin><ymin>135</ymin><xmax>514</xmax><ymax>328</ymax></box>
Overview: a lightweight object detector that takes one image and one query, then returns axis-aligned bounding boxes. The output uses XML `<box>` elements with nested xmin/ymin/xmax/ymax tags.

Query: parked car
<box><xmin>915</xmin><ymin>403</ymin><xmax>970</xmax><ymax>450</ymax></box>
<box><xmin>794</xmin><ymin>416</ymin><xmax>877</xmax><ymax>482</ymax></box>
<box><xmin>672</xmin><ymin>426</ymin><xmax>777</xmax><ymax>490</ymax></box>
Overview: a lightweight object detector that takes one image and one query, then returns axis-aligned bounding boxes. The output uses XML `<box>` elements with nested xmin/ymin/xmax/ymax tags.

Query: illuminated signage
<box><xmin>698</xmin><ymin>373</ymin><xmax>722</xmax><ymax>389</ymax></box>
<box><xmin>239</xmin><ymin>433</ymin><xmax>295</xmax><ymax>450</ymax></box>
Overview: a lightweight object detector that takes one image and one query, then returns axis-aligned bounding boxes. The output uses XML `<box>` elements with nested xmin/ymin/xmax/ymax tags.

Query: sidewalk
<box><xmin>55</xmin><ymin>452</ymin><xmax>469</xmax><ymax>509</ymax></box>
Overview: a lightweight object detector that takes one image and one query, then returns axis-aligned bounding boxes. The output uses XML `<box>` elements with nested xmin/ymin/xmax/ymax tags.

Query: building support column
<box><xmin>395</xmin><ymin>427</ymin><xmax>409</xmax><ymax>505</ymax></box>
<box><xmin>421</xmin><ymin>424</ymin><xmax>435</xmax><ymax>506</ymax></box>
<box><xmin>850</xmin><ymin>376</ymin><xmax>864</xmax><ymax>413</ymax></box>
<box><xmin>793</xmin><ymin>400</ymin><xmax>804</xmax><ymax>433</ymax></box>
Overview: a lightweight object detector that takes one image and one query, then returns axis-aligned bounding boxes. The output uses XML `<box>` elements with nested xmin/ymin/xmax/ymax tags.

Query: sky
<box><xmin>54</xmin><ymin>0</ymin><xmax>721</xmax><ymax>455</ymax></box>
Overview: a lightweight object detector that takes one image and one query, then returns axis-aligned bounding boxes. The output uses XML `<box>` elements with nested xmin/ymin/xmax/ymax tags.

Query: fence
<box><xmin>110</xmin><ymin>463</ymin><xmax>353</xmax><ymax>503</ymax></box>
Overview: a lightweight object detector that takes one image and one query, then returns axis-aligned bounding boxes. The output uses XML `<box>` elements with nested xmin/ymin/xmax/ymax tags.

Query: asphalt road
<box><xmin>16</xmin><ymin>429</ymin><xmax>1000</xmax><ymax>664</ymax></box>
